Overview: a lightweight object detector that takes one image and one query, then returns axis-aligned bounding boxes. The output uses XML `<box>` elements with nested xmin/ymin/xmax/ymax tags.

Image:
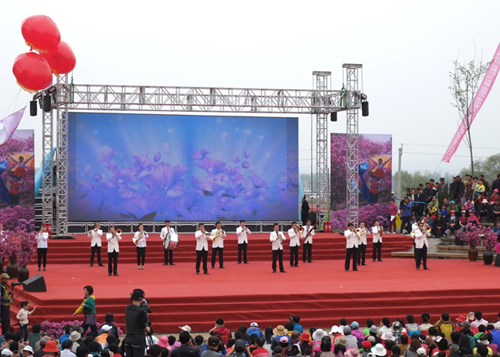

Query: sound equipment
<box><xmin>30</xmin><ymin>100</ymin><xmax>37</xmax><ymax>116</ymax></box>
<box><xmin>166</xmin><ymin>233</ymin><xmax>179</xmax><ymax>250</ymax></box>
<box><xmin>22</xmin><ymin>274</ymin><xmax>46</xmax><ymax>292</ymax></box>
<box><xmin>43</xmin><ymin>94</ymin><xmax>52</xmax><ymax>112</ymax></box>
<box><xmin>330</xmin><ymin>112</ymin><xmax>337</xmax><ymax>122</ymax></box>
<box><xmin>362</xmin><ymin>101</ymin><xmax>369</xmax><ymax>117</ymax></box>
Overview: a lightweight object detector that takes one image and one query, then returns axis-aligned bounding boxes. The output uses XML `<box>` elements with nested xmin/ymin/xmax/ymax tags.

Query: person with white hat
<box><xmin>372</xmin><ymin>343</ymin><xmax>387</xmax><ymax>357</ymax></box>
<box><xmin>248</xmin><ymin>322</ymin><xmax>263</xmax><ymax>338</ymax></box>
<box><xmin>22</xmin><ymin>346</ymin><xmax>34</xmax><ymax>357</ymax></box>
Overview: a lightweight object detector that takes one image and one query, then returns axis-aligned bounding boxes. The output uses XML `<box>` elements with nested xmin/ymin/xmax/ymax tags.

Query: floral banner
<box><xmin>442</xmin><ymin>42</ymin><xmax>500</xmax><ymax>163</ymax></box>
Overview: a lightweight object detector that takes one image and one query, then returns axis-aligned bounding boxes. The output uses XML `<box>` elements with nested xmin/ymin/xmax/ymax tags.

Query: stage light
<box><xmin>30</xmin><ymin>100</ymin><xmax>37</xmax><ymax>117</ymax></box>
<box><xmin>43</xmin><ymin>94</ymin><xmax>52</xmax><ymax>112</ymax></box>
<box><xmin>330</xmin><ymin>112</ymin><xmax>337</xmax><ymax>122</ymax></box>
<box><xmin>46</xmin><ymin>85</ymin><xmax>57</xmax><ymax>95</ymax></box>
<box><xmin>361</xmin><ymin>93</ymin><xmax>369</xmax><ymax>117</ymax></box>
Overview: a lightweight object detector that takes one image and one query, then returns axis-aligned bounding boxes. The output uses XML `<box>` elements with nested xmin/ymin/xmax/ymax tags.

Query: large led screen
<box><xmin>68</xmin><ymin>113</ymin><xmax>299</xmax><ymax>221</ymax></box>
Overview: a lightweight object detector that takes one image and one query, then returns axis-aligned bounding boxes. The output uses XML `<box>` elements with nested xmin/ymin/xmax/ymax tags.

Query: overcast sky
<box><xmin>1</xmin><ymin>0</ymin><xmax>499</xmax><ymax>179</ymax></box>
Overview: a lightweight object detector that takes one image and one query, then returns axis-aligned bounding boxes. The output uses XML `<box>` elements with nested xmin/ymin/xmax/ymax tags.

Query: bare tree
<box><xmin>449</xmin><ymin>57</ymin><xmax>489</xmax><ymax>176</ymax></box>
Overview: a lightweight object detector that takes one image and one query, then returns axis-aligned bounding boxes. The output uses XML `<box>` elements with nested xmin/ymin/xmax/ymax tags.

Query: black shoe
<box><xmin>378</xmin><ymin>259</ymin><xmax>383</xmax><ymax>262</ymax></box>
<box><xmin>211</xmin><ymin>266</ymin><xmax>215</xmax><ymax>269</ymax></box>
<box><xmin>346</xmin><ymin>269</ymin><xmax>349</xmax><ymax>271</ymax></box>
<box><xmin>308</xmin><ymin>261</ymin><xmax>313</xmax><ymax>263</ymax></box>
<box><xmin>108</xmin><ymin>273</ymin><xmax>111</xmax><ymax>276</ymax></box>
<box><xmin>244</xmin><ymin>262</ymin><xmax>249</xmax><ymax>264</ymax></box>
<box><xmin>43</xmin><ymin>267</ymin><xmax>46</xmax><ymax>271</ymax></box>
<box><xmin>220</xmin><ymin>266</ymin><xmax>225</xmax><ymax>269</ymax></box>
<box><xmin>295</xmin><ymin>265</ymin><xmax>299</xmax><ymax>267</ymax></box>
<box><xmin>362</xmin><ymin>263</ymin><xmax>367</xmax><ymax>266</ymax></box>
<box><xmin>303</xmin><ymin>261</ymin><xmax>306</xmax><ymax>263</ymax></box>
<box><xmin>290</xmin><ymin>265</ymin><xmax>294</xmax><ymax>268</ymax></box>
<box><xmin>280</xmin><ymin>270</ymin><xmax>287</xmax><ymax>273</ymax></box>
<box><xmin>238</xmin><ymin>262</ymin><xmax>241</xmax><ymax>264</ymax></box>
<box><xmin>38</xmin><ymin>268</ymin><xmax>40</xmax><ymax>271</ymax></box>
<box><xmin>196</xmin><ymin>271</ymin><xmax>200</xmax><ymax>274</ymax></box>
<box><xmin>163</xmin><ymin>263</ymin><xmax>167</xmax><ymax>265</ymax></box>
<box><xmin>89</xmin><ymin>264</ymin><xmax>93</xmax><ymax>267</ymax></box>
<box><xmin>204</xmin><ymin>272</ymin><xmax>209</xmax><ymax>275</ymax></box>
<box><xmin>99</xmin><ymin>264</ymin><xmax>105</xmax><ymax>267</ymax></box>
<box><xmin>416</xmin><ymin>267</ymin><xmax>420</xmax><ymax>270</ymax></box>
<box><xmin>272</xmin><ymin>270</ymin><xmax>276</xmax><ymax>273</ymax></box>
<box><xmin>353</xmin><ymin>269</ymin><xmax>359</xmax><ymax>271</ymax></box>
<box><xmin>170</xmin><ymin>263</ymin><xmax>175</xmax><ymax>266</ymax></box>
<box><xmin>424</xmin><ymin>267</ymin><xmax>430</xmax><ymax>270</ymax></box>
<box><xmin>373</xmin><ymin>260</ymin><xmax>376</xmax><ymax>262</ymax></box>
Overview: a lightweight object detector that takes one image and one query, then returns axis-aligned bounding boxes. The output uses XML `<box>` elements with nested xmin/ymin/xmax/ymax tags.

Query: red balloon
<box><xmin>42</xmin><ymin>41</ymin><xmax>76</xmax><ymax>76</ymax></box>
<box><xmin>12</xmin><ymin>52</ymin><xmax>53</xmax><ymax>93</ymax></box>
<box><xmin>21</xmin><ymin>15</ymin><xmax>61</xmax><ymax>52</ymax></box>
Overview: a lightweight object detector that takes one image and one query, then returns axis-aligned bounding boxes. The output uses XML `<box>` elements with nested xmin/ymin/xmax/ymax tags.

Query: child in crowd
<box><xmin>16</xmin><ymin>300</ymin><xmax>37</xmax><ymax>342</ymax></box>
<box><xmin>440</xmin><ymin>205</ymin><xmax>448</xmax><ymax>218</ymax></box>
<box><xmin>448</xmin><ymin>210</ymin><xmax>458</xmax><ymax>237</ymax></box>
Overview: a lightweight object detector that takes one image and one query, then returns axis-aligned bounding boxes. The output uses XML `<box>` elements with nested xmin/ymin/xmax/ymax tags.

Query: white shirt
<box><xmin>195</xmin><ymin>230</ymin><xmax>209</xmax><ymax>251</ymax></box>
<box><xmin>160</xmin><ymin>226</ymin><xmax>176</xmax><ymax>248</ymax></box>
<box><xmin>270</xmin><ymin>231</ymin><xmax>286</xmax><ymax>250</ymax></box>
<box><xmin>36</xmin><ymin>232</ymin><xmax>48</xmax><ymax>248</ymax></box>
<box><xmin>372</xmin><ymin>226</ymin><xmax>382</xmax><ymax>243</ymax></box>
<box><xmin>88</xmin><ymin>228</ymin><xmax>103</xmax><ymax>247</ymax></box>
<box><xmin>106</xmin><ymin>232</ymin><xmax>121</xmax><ymax>253</ymax></box>
<box><xmin>414</xmin><ymin>229</ymin><xmax>430</xmax><ymax>249</ymax></box>
<box><xmin>470</xmin><ymin>318</ymin><xmax>489</xmax><ymax>329</ymax></box>
<box><xmin>134</xmin><ymin>231</ymin><xmax>148</xmax><ymax>248</ymax></box>
<box><xmin>288</xmin><ymin>227</ymin><xmax>301</xmax><ymax>247</ymax></box>
<box><xmin>236</xmin><ymin>226</ymin><xmax>251</xmax><ymax>244</ymax></box>
<box><xmin>358</xmin><ymin>228</ymin><xmax>368</xmax><ymax>245</ymax></box>
<box><xmin>344</xmin><ymin>229</ymin><xmax>358</xmax><ymax>248</ymax></box>
<box><xmin>303</xmin><ymin>225</ymin><xmax>315</xmax><ymax>244</ymax></box>
<box><xmin>211</xmin><ymin>228</ymin><xmax>226</xmax><ymax>248</ymax></box>
<box><xmin>16</xmin><ymin>308</ymin><xmax>32</xmax><ymax>325</ymax></box>
<box><xmin>61</xmin><ymin>350</ymin><xmax>76</xmax><ymax>357</ymax></box>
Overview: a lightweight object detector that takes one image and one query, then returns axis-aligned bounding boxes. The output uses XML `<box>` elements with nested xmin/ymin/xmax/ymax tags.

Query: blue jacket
<box><xmin>293</xmin><ymin>323</ymin><xmax>304</xmax><ymax>333</ymax></box>
<box><xmin>247</xmin><ymin>327</ymin><xmax>263</xmax><ymax>338</ymax></box>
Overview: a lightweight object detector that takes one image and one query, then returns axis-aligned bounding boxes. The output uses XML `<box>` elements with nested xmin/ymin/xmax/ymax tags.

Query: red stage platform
<box><xmin>10</xmin><ymin>251</ymin><xmax>500</xmax><ymax>334</ymax></box>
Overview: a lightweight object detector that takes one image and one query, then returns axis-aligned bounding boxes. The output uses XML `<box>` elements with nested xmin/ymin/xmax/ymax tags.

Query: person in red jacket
<box><xmin>209</xmin><ymin>318</ymin><xmax>231</xmax><ymax>346</ymax></box>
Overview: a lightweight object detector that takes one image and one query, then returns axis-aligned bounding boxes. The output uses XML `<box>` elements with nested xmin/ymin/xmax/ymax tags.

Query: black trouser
<box><xmin>357</xmin><ymin>244</ymin><xmax>366</xmax><ymax>265</ymax></box>
<box><xmin>238</xmin><ymin>242</ymin><xmax>248</xmax><ymax>263</ymax></box>
<box><xmin>301</xmin><ymin>211</ymin><xmax>309</xmax><ymax>226</ymax></box>
<box><xmin>303</xmin><ymin>243</ymin><xmax>312</xmax><ymax>262</ymax></box>
<box><xmin>401</xmin><ymin>216</ymin><xmax>411</xmax><ymax>232</ymax></box>
<box><xmin>108</xmin><ymin>251</ymin><xmax>118</xmax><ymax>275</ymax></box>
<box><xmin>272</xmin><ymin>250</ymin><xmax>284</xmax><ymax>272</ymax></box>
<box><xmin>136</xmin><ymin>247</ymin><xmax>145</xmax><ymax>266</ymax></box>
<box><xmin>345</xmin><ymin>247</ymin><xmax>358</xmax><ymax>271</ymax></box>
<box><xmin>211</xmin><ymin>247</ymin><xmax>224</xmax><ymax>268</ymax></box>
<box><xmin>373</xmin><ymin>242</ymin><xmax>382</xmax><ymax>261</ymax></box>
<box><xmin>290</xmin><ymin>246</ymin><xmax>299</xmax><ymax>266</ymax></box>
<box><xmin>164</xmin><ymin>249</ymin><xmax>173</xmax><ymax>265</ymax></box>
<box><xmin>415</xmin><ymin>245</ymin><xmax>428</xmax><ymax>269</ymax></box>
<box><xmin>124</xmin><ymin>335</ymin><xmax>146</xmax><ymax>357</ymax></box>
<box><xmin>370</xmin><ymin>193</ymin><xmax>378</xmax><ymax>204</ymax></box>
<box><xmin>10</xmin><ymin>194</ymin><xmax>19</xmax><ymax>206</ymax></box>
<box><xmin>82</xmin><ymin>321</ymin><xmax>97</xmax><ymax>337</ymax></box>
<box><xmin>37</xmin><ymin>248</ymin><xmax>47</xmax><ymax>268</ymax></box>
<box><xmin>196</xmin><ymin>249</ymin><xmax>208</xmax><ymax>273</ymax></box>
<box><xmin>90</xmin><ymin>245</ymin><xmax>102</xmax><ymax>266</ymax></box>
<box><xmin>1</xmin><ymin>305</ymin><xmax>10</xmax><ymax>334</ymax></box>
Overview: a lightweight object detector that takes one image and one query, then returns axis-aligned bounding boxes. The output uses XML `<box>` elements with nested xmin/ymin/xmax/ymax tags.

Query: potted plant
<box><xmin>482</xmin><ymin>228</ymin><xmax>498</xmax><ymax>266</ymax></box>
<box><xmin>0</xmin><ymin>228</ymin><xmax>37</xmax><ymax>281</ymax></box>
<box><xmin>457</xmin><ymin>226</ymin><xmax>481</xmax><ymax>261</ymax></box>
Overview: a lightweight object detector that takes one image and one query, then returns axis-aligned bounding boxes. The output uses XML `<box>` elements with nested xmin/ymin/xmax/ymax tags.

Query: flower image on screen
<box><xmin>68</xmin><ymin>113</ymin><xmax>299</xmax><ymax>221</ymax></box>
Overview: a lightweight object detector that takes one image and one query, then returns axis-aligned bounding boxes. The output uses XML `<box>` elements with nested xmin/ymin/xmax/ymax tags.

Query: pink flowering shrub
<box><xmin>40</xmin><ymin>320</ymin><xmax>123</xmax><ymax>338</ymax></box>
<box><xmin>0</xmin><ymin>228</ymin><xmax>37</xmax><ymax>267</ymax></box>
<box><xmin>0</xmin><ymin>206</ymin><xmax>35</xmax><ymax>231</ymax></box>
<box><xmin>456</xmin><ymin>226</ymin><xmax>482</xmax><ymax>250</ymax></box>
<box><xmin>331</xmin><ymin>203</ymin><xmax>388</xmax><ymax>231</ymax></box>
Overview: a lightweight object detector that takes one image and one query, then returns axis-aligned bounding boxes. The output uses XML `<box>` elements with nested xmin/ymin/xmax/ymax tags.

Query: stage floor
<box><xmin>15</xmin><ymin>258</ymin><xmax>500</xmax><ymax>333</ymax></box>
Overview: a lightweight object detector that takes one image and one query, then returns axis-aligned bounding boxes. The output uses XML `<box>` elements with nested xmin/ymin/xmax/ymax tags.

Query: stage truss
<box><xmin>42</xmin><ymin>66</ymin><xmax>362</xmax><ymax>235</ymax></box>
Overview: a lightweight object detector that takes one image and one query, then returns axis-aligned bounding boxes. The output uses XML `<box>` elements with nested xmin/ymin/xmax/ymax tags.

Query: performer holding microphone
<box><xmin>372</xmin><ymin>220</ymin><xmax>383</xmax><ymax>262</ymax></box>
<box><xmin>195</xmin><ymin>223</ymin><xmax>210</xmax><ymax>274</ymax></box>
<box><xmin>106</xmin><ymin>226</ymin><xmax>121</xmax><ymax>276</ymax></box>
<box><xmin>414</xmin><ymin>222</ymin><xmax>431</xmax><ymax>270</ymax></box>
<box><xmin>270</xmin><ymin>223</ymin><xmax>286</xmax><ymax>273</ymax></box>
<box><xmin>211</xmin><ymin>221</ymin><xmax>226</xmax><ymax>269</ymax></box>
<box><xmin>236</xmin><ymin>220</ymin><xmax>251</xmax><ymax>264</ymax></box>
<box><xmin>88</xmin><ymin>222</ymin><xmax>104</xmax><ymax>267</ymax></box>
<box><xmin>302</xmin><ymin>220</ymin><xmax>315</xmax><ymax>263</ymax></box>
<box><xmin>344</xmin><ymin>223</ymin><xmax>359</xmax><ymax>271</ymax></box>
<box><xmin>288</xmin><ymin>221</ymin><xmax>302</xmax><ymax>268</ymax></box>
<box><xmin>133</xmin><ymin>224</ymin><xmax>148</xmax><ymax>270</ymax></box>
<box><xmin>356</xmin><ymin>222</ymin><xmax>368</xmax><ymax>266</ymax></box>
<box><xmin>36</xmin><ymin>225</ymin><xmax>49</xmax><ymax>271</ymax></box>
<box><xmin>160</xmin><ymin>220</ymin><xmax>176</xmax><ymax>266</ymax></box>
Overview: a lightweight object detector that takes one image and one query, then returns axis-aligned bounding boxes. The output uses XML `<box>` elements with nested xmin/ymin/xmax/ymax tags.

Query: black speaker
<box><xmin>330</xmin><ymin>112</ymin><xmax>337</xmax><ymax>122</ymax></box>
<box><xmin>22</xmin><ymin>274</ymin><xmax>46</xmax><ymax>292</ymax></box>
<box><xmin>362</xmin><ymin>101</ymin><xmax>369</xmax><ymax>117</ymax></box>
<box><xmin>43</xmin><ymin>94</ymin><xmax>52</xmax><ymax>112</ymax></box>
<box><xmin>30</xmin><ymin>100</ymin><xmax>37</xmax><ymax>117</ymax></box>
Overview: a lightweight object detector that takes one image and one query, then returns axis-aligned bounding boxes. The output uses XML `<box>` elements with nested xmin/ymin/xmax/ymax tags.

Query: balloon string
<box><xmin>2</xmin><ymin>88</ymin><xmax>22</xmax><ymax>118</ymax></box>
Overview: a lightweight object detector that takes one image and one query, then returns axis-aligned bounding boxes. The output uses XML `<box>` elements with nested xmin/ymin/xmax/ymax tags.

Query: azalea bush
<box><xmin>40</xmin><ymin>320</ymin><xmax>123</xmax><ymax>338</ymax></box>
<box><xmin>0</xmin><ymin>229</ymin><xmax>37</xmax><ymax>266</ymax></box>
<box><xmin>482</xmin><ymin>227</ymin><xmax>499</xmax><ymax>251</ymax></box>
<box><xmin>331</xmin><ymin>203</ymin><xmax>389</xmax><ymax>231</ymax></box>
<box><xmin>0</xmin><ymin>206</ymin><xmax>35</xmax><ymax>231</ymax></box>
<box><xmin>457</xmin><ymin>226</ymin><xmax>482</xmax><ymax>250</ymax></box>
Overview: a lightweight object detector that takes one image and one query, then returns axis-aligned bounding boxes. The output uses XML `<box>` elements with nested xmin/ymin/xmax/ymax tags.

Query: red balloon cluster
<box><xmin>12</xmin><ymin>15</ymin><xmax>76</xmax><ymax>93</ymax></box>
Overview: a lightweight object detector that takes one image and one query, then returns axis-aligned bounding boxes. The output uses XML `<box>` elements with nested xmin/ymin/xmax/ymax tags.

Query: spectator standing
<box><xmin>72</xmin><ymin>285</ymin><xmax>97</xmax><ymax>336</ymax></box>
<box><xmin>123</xmin><ymin>289</ymin><xmax>150</xmax><ymax>357</ymax></box>
<box><xmin>388</xmin><ymin>199</ymin><xmax>398</xmax><ymax>233</ymax></box>
<box><xmin>492</xmin><ymin>174</ymin><xmax>500</xmax><ymax>193</ymax></box>
<box><xmin>301</xmin><ymin>196</ymin><xmax>310</xmax><ymax>226</ymax></box>
<box><xmin>1</xmin><ymin>273</ymin><xmax>13</xmax><ymax>335</ymax></box>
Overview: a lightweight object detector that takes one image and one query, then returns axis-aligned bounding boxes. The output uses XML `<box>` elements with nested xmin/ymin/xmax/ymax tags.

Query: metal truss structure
<box><xmin>343</xmin><ymin>64</ymin><xmax>362</xmax><ymax>227</ymax></box>
<box><xmin>44</xmin><ymin>66</ymin><xmax>361</xmax><ymax>235</ymax></box>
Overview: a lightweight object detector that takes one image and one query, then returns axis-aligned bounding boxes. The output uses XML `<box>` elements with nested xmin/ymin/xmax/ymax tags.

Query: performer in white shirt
<box><xmin>302</xmin><ymin>220</ymin><xmax>315</xmax><ymax>263</ymax></box>
<box><xmin>414</xmin><ymin>222</ymin><xmax>431</xmax><ymax>270</ymax></box>
<box><xmin>270</xmin><ymin>223</ymin><xmax>286</xmax><ymax>273</ymax></box>
<box><xmin>356</xmin><ymin>222</ymin><xmax>368</xmax><ymax>266</ymax></box>
<box><xmin>344</xmin><ymin>223</ymin><xmax>359</xmax><ymax>271</ymax></box>
<box><xmin>195</xmin><ymin>223</ymin><xmax>210</xmax><ymax>274</ymax></box>
<box><xmin>106</xmin><ymin>226</ymin><xmax>122</xmax><ymax>276</ymax></box>
<box><xmin>133</xmin><ymin>224</ymin><xmax>149</xmax><ymax>270</ymax></box>
<box><xmin>88</xmin><ymin>222</ymin><xmax>104</xmax><ymax>267</ymax></box>
<box><xmin>160</xmin><ymin>220</ymin><xmax>176</xmax><ymax>266</ymax></box>
<box><xmin>211</xmin><ymin>221</ymin><xmax>226</xmax><ymax>269</ymax></box>
<box><xmin>288</xmin><ymin>222</ymin><xmax>302</xmax><ymax>268</ymax></box>
<box><xmin>236</xmin><ymin>220</ymin><xmax>251</xmax><ymax>264</ymax></box>
<box><xmin>36</xmin><ymin>226</ymin><xmax>49</xmax><ymax>271</ymax></box>
<box><xmin>372</xmin><ymin>220</ymin><xmax>383</xmax><ymax>262</ymax></box>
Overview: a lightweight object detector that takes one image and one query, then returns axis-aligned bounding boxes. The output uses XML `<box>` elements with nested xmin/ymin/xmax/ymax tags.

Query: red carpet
<box><xmin>38</xmin><ymin>233</ymin><xmax>415</xmax><ymax>264</ymax></box>
<box><xmin>10</xmin><ymin>257</ymin><xmax>500</xmax><ymax>334</ymax></box>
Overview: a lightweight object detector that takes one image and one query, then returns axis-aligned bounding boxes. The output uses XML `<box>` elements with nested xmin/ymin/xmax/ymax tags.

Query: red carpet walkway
<box><xmin>11</xmin><ymin>258</ymin><xmax>500</xmax><ymax>334</ymax></box>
